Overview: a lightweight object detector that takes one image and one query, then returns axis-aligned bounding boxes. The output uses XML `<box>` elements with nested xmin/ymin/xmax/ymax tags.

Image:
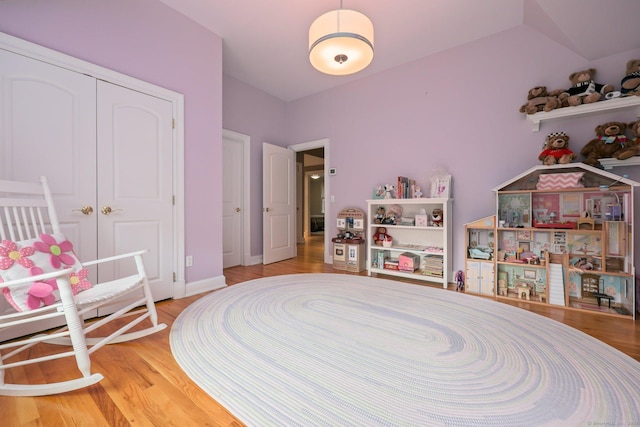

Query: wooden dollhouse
<box><xmin>466</xmin><ymin>163</ymin><xmax>639</xmax><ymax>319</ymax></box>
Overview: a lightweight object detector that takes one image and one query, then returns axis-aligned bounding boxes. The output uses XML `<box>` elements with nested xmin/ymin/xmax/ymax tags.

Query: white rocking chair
<box><xmin>0</xmin><ymin>176</ymin><xmax>166</xmax><ymax>396</ymax></box>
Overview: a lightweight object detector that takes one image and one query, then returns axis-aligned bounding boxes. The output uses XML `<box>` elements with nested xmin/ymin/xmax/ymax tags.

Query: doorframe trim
<box><xmin>222</xmin><ymin>129</ymin><xmax>251</xmax><ymax>266</ymax></box>
<box><xmin>288</xmin><ymin>138</ymin><xmax>331</xmax><ymax>264</ymax></box>
<box><xmin>0</xmin><ymin>31</ymin><xmax>186</xmax><ymax>297</ymax></box>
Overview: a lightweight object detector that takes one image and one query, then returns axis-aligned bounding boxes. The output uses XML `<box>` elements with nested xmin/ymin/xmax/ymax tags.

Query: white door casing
<box><xmin>262</xmin><ymin>142</ymin><xmax>296</xmax><ymax>264</ymax></box>
<box><xmin>288</xmin><ymin>139</ymin><xmax>331</xmax><ymax>264</ymax></box>
<box><xmin>222</xmin><ymin>131</ymin><xmax>245</xmax><ymax>268</ymax></box>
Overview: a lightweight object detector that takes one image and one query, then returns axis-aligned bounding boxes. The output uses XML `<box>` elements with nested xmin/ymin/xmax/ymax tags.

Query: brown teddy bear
<box><xmin>431</xmin><ymin>208</ymin><xmax>443</xmax><ymax>227</ymax></box>
<box><xmin>580</xmin><ymin>121</ymin><xmax>628</xmax><ymax>166</ymax></box>
<box><xmin>538</xmin><ymin>131</ymin><xmax>576</xmax><ymax>165</ymax></box>
<box><xmin>564</xmin><ymin>68</ymin><xmax>614</xmax><ymax>106</ymax></box>
<box><xmin>621</xmin><ymin>59</ymin><xmax>640</xmax><ymax>96</ymax></box>
<box><xmin>519</xmin><ymin>86</ymin><xmax>567</xmax><ymax>114</ymax></box>
<box><xmin>373</xmin><ymin>227</ymin><xmax>391</xmax><ymax>246</ymax></box>
<box><xmin>616</xmin><ymin>120</ymin><xmax>640</xmax><ymax>160</ymax></box>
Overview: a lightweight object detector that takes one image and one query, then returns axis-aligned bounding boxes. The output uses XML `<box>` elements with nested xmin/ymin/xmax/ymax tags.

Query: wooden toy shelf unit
<box><xmin>487</xmin><ymin>163</ymin><xmax>638</xmax><ymax>319</ymax></box>
<box><xmin>366</xmin><ymin>198</ymin><xmax>452</xmax><ymax>287</ymax></box>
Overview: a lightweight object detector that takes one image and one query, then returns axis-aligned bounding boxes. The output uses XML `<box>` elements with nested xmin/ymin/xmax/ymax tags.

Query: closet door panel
<box><xmin>96</xmin><ymin>81</ymin><xmax>174</xmax><ymax>303</ymax></box>
<box><xmin>0</xmin><ymin>48</ymin><xmax>98</xmax><ymax>263</ymax></box>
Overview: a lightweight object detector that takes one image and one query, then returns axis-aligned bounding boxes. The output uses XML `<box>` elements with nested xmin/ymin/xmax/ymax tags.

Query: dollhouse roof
<box><xmin>492</xmin><ymin>163</ymin><xmax>640</xmax><ymax>193</ymax></box>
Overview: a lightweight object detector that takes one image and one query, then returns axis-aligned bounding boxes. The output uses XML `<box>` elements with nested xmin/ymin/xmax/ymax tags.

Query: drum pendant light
<box><xmin>308</xmin><ymin>1</ymin><xmax>374</xmax><ymax>76</ymax></box>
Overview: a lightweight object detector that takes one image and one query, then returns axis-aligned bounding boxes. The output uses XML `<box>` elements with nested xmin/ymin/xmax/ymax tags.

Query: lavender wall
<box><xmin>0</xmin><ymin>0</ymin><xmax>223</xmax><ymax>284</ymax></box>
<box><xmin>226</xmin><ymin>25</ymin><xmax>640</xmax><ymax>275</ymax></box>
<box><xmin>222</xmin><ymin>76</ymin><xmax>288</xmax><ymax>256</ymax></box>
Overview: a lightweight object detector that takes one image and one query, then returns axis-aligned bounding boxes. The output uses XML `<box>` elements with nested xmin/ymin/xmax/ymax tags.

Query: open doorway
<box><xmin>289</xmin><ymin>139</ymin><xmax>331</xmax><ymax>264</ymax></box>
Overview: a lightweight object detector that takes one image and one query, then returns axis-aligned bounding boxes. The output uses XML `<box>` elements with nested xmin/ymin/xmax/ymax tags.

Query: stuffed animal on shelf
<box><xmin>431</xmin><ymin>208</ymin><xmax>443</xmax><ymax>227</ymax></box>
<box><xmin>616</xmin><ymin>119</ymin><xmax>640</xmax><ymax>160</ymax></box>
<box><xmin>519</xmin><ymin>86</ymin><xmax>567</xmax><ymax>114</ymax></box>
<box><xmin>374</xmin><ymin>206</ymin><xmax>385</xmax><ymax>224</ymax></box>
<box><xmin>564</xmin><ymin>68</ymin><xmax>614</xmax><ymax>106</ymax></box>
<box><xmin>373</xmin><ymin>227</ymin><xmax>391</xmax><ymax>246</ymax></box>
<box><xmin>538</xmin><ymin>131</ymin><xmax>577</xmax><ymax>165</ymax></box>
<box><xmin>621</xmin><ymin>59</ymin><xmax>640</xmax><ymax>96</ymax></box>
<box><xmin>580</xmin><ymin>121</ymin><xmax>628</xmax><ymax>166</ymax></box>
<box><xmin>383</xmin><ymin>184</ymin><xmax>395</xmax><ymax>199</ymax></box>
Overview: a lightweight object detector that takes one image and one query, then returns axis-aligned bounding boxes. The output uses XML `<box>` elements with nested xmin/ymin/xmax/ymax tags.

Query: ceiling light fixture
<box><xmin>310</xmin><ymin>174</ymin><xmax>321</xmax><ymax>180</ymax></box>
<box><xmin>308</xmin><ymin>0</ymin><xmax>374</xmax><ymax>76</ymax></box>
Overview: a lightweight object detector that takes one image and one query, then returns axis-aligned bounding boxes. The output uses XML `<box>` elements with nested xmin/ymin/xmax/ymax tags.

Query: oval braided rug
<box><xmin>170</xmin><ymin>273</ymin><xmax>640</xmax><ymax>426</ymax></box>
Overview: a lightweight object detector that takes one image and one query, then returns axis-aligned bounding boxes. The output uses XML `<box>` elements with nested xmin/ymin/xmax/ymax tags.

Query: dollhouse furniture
<box><xmin>0</xmin><ymin>176</ymin><xmax>166</xmax><ymax>396</ymax></box>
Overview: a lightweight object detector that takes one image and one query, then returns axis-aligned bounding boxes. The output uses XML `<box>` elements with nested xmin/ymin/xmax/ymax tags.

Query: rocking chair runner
<box><xmin>0</xmin><ymin>176</ymin><xmax>166</xmax><ymax>396</ymax></box>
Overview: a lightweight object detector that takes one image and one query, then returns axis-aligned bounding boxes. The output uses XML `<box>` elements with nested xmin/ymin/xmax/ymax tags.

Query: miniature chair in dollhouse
<box><xmin>0</xmin><ymin>176</ymin><xmax>166</xmax><ymax>396</ymax></box>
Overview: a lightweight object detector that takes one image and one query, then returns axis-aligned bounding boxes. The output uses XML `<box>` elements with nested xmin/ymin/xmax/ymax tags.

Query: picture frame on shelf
<box><xmin>517</xmin><ymin>230</ymin><xmax>531</xmax><ymax>241</ymax></box>
<box><xmin>524</xmin><ymin>269</ymin><xmax>536</xmax><ymax>280</ymax></box>
<box><xmin>430</xmin><ymin>174</ymin><xmax>451</xmax><ymax>198</ymax></box>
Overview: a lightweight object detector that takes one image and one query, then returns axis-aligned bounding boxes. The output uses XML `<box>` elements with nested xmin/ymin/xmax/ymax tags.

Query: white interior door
<box><xmin>263</xmin><ymin>142</ymin><xmax>296</xmax><ymax>264</ymax></box>
<box><xmin>0</xmin><ymin>48</ymin><xmax>98</xmax><ymax>263</ymax></box>
<box><xmin>96</xmin><ymin>81</ymin><xmax>174</xmax><ymax>305</ymax></box>
<box><xmin>222</xmin><ymin>133</ymin><xmax>244</xmax><ymax>268</ymax></box>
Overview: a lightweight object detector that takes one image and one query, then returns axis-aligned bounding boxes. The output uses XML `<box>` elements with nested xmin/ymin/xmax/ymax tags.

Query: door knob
<box><xmin>72</xmin><ymin>206</ymin><xmax>94</xmax><ymax>215</ymax></box>
<box><xmin>235</xmin><ymin>207</ymin><xmax>241</xmax><ymax>212</ymax></box>
<box><xmin>101</xmin><ymin>206</ymin><xmax>123</xmax><ymax>215</ymax></box>
<box><xmin>263</xmin><ymin>207</ymin><xmax>271</xmax><ymax>212</ymax></box>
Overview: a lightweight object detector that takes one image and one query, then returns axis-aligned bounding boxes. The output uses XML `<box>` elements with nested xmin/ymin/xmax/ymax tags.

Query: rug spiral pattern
<box><xmin>170</xmin><ymin>274</ymin><xmax>640</xmax><ymax>426</ymax></box>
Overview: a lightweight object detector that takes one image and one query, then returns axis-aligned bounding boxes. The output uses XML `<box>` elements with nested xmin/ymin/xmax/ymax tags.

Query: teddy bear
<box><xmin>374</xmin><ymin>206</ymin><xmax>385</xmax><ymax>224</ymax></box>
<box><xmin>615</xmin><ymin>120</ymin><xmax>640</xmax><ymax>160</ymax></box>
<box><xmin>564</xmin><ymin>68</ymin><xmax>614</xmax><ymax>106</ymax></box>
<box><xmin>621</xmin><ymin>59</ymin><xmax>640</xmax><ymax>96</ymax></box>
<box><xmin>519</xmin><ymin>86</ymin><xmax>567</xmax><ymax>114</ymax></box>
<box><xmin>580</xmin><ymin>121</ymin><xmax>628</xmax><ymax>166</ymax></box>
<box><xmin>538</xmin><ymin>131</ymin><xmax>576</xmax><ymax>165</ymax></box>
<box><xmin>372</xmin><ymin>227</ymin><xmax>391</xmax><ymax>246</ymax></box>
<box><xmin>431</xmin><ymin>208</ymin><xmax>443</xmax><ymax>227</ymax></box>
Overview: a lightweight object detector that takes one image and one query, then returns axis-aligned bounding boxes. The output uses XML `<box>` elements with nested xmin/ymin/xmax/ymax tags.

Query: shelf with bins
<box><xmin>366</xmin><ymin>198</ymin><xmax>452</xmax><ymax>288</ymax></box>
<box><xmin>492</xmin><ymin>163</ymin><xmax>638</xmax><ymax>318</ymax></box>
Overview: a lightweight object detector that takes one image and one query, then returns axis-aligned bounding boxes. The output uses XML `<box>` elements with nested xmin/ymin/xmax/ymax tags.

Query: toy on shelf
<box><xmin>621</xmin><ymin>59</ymin><xmax>640</xmax><ymax>96</ymax></box>
<box><xmin>538</xmin><ymin>131</ymin><xmax>576</xmax><ymax>165</ymax></box>
<box><xmin>563</xmin><ymin>68</ymin><xmax>614</xmax><ymax>106</ymax></box>
<box><xmin>580</xmin><ymin>121</ymin><xmax>628</xmax><ymax>166</ymax></box>
<box><xmin>519</xmin><ymin>86</ymin><xmax>566</xmax><ymax>114</ymax></box>
<box><xmin>431</xmin><ymin>208</ymin><xmax>443</xmax><ymax>227</ymax></box>
<box><xmin>373</xmin><ymin>227</ymin><xmax>392</xmax><ymax>246</ymax></box>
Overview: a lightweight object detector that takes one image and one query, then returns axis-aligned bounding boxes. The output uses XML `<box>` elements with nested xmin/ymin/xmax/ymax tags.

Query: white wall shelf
<box><xmin>526</xmin><ymin>96</ymin><xmax>640</xmax><ymax>132</ymax></box>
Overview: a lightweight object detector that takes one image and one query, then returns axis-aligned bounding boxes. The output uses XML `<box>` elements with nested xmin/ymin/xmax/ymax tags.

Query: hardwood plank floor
<box><xmin>1</xmin><ymin>234</ymin><xmax>638</xmax><ymax>425</ymax></box>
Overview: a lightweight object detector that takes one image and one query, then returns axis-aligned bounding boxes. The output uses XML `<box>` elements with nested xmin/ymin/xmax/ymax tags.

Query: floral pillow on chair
<box><xmin>0</xmin><ymin>233</ymin><xmax>92</xmax><ymax>312</ymax></box>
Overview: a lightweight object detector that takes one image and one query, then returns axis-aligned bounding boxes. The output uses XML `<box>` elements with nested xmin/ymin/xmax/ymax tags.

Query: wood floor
<box><xmin>1</xmin><ymin>234</ymin><xmax>638</xmax><ymax>426</ymax></box>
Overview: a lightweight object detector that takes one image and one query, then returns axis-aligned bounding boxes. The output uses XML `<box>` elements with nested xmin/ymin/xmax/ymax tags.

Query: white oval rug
<box><xmin>170</xmin><ymin>273</ymin><xmax>640</xmax><ymax>426</ymax></box>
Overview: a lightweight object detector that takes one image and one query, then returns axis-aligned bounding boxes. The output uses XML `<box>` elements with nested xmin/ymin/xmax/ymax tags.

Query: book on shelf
<box><xmin>396</xmin><ymin>176</ymin><xmax>417</xmax><ymax>199</ymax></box>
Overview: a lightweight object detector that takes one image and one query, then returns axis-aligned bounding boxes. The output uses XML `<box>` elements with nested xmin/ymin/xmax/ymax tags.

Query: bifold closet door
<box><xmin>0</xmin><ymin>49</ymin><xmax>174</xmax><ymax>302</ymax></box>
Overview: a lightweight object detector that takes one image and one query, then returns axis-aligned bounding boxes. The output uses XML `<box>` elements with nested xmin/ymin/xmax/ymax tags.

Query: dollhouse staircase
<box><xmin>548</xmin><ymin>263</ymin><xmax>566</xmax><ymax>306</ymax></box>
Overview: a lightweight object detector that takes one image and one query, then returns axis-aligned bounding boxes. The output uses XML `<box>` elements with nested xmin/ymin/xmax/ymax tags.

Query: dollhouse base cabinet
<box><xmin>466</xmin><ymin>261</ymin><xmax>495</xmax><ymax>296</ymax></box>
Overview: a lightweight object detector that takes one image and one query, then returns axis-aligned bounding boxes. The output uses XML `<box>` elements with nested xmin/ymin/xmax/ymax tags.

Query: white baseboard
<box><xmin>184</xmin><ymin>275</ymin><xmax>227</xmax><ymax>298</ymax></box>
<box><xmin>247</xmin><ymin>255</ymin><xmax>263</xmax><ymax>265</ymax></box>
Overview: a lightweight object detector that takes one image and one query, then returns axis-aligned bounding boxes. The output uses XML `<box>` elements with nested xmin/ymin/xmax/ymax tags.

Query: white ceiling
<box><xmin>158</xmin><ymin>0</ymin><xmax>640</xmax><ymax>102</ymax></box>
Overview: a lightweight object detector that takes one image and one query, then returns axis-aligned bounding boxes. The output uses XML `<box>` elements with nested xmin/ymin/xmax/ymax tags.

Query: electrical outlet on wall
<box><xmin>186</xmin><ymin>255</ymin><xmax>193</xmax><ymax>267</ymax></box>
